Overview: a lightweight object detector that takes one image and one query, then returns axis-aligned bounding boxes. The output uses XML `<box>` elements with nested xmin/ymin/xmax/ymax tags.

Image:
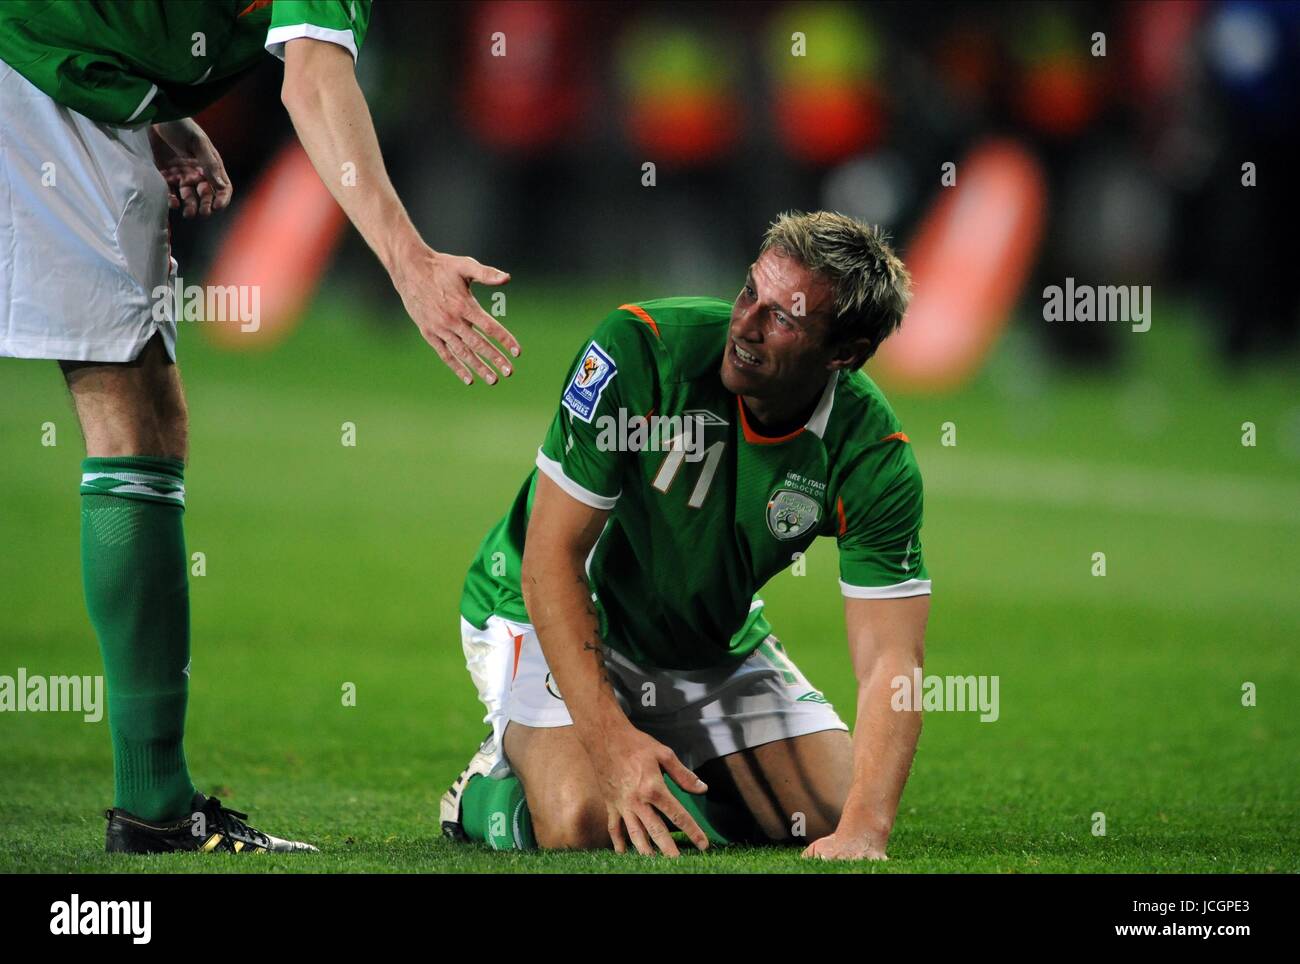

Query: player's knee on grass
<box><xmin>529</xmin><ymin>790</ymin><xmax>609</xmax><ymax>851</ymax></box>
<box><xmin>698</xmin><ymin>742</ymin><xmax>848</xmax><ymax>846</ymax></box>
<box><xmin>762</xmin><ymin>791</ymin><xmax>844</xmax><ymax>844</ymax></box>
<box><xmin>784</xmin><ymin>807</ymin><xmax>841</xmax><ymax>845</ymax></box>
<box><xmin>503</xmin><ymin>722</ymin><xmax>610</xmax><ymax>850</ymax></box>
<box><xmin>745</xmin><ymin>802</ymin><xmax>839</xmax><ymax>844</ymax></box>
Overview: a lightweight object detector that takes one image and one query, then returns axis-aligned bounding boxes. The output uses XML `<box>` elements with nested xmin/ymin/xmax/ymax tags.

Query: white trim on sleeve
<box><xmin>535</xmin><ymin>449</ymin><xmax>620</xmax><ymax>511</ymax></box>
<box><xmin>839</xmin><ymin>578</ymin><xmax>932</xmax><ymax>599</ymax></box>
<box><xmin>265</xmin><ymin>24</ymin><xmax>359</xmax><ymax>62</ymax></box>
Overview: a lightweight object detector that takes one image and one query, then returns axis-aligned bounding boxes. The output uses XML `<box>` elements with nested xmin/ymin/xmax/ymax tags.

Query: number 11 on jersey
<box><xmin>652</xmin><ymin>440</ymin><xmax>726</xmax><ymax>508</ymax></box>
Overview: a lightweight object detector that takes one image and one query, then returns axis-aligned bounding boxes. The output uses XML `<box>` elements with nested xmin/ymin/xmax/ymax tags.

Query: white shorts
<box><xmin>0</xmin><ymin>61</ymin><xmax>177</xmax><ymax>362</ymax></box>
<box><xmin>460</xmin><ymin>614</ymin><xmax>848</xmax><ymax>774</ymax></box>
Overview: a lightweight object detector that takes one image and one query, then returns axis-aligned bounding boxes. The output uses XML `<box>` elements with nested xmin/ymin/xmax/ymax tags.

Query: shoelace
<box><xmin>204</xmin><ymin>797</ymin><xmax>269</xmax><ymax>848</ymax></box>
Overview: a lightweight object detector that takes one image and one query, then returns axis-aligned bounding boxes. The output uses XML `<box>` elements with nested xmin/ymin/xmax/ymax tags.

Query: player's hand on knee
<box><xmin>601</xmin><ymin>728</ymin><xmax>710</xmax><ymax>857</ymax></box>
<box><xmin>395</xmin><ymin>248</ymin><xmax>520</xmax><ymax>386</ymax></box>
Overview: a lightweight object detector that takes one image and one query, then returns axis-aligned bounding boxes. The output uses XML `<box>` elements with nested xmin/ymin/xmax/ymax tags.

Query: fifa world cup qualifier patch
<box><xmin>562</xmin><ymin>341</ymin><xmax>617</xmax><ymax>423</ymax></box>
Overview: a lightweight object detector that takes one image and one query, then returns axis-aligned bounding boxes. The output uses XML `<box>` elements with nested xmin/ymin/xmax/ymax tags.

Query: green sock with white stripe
<box><xmin>461</xmin><ymin>774</ymin><xmax>536</xmax><ymax>849</ymax></box>
<box><xmin>80</xmin><ymin>456</ymin><xmax>195</xmax><ymax>822</ymax></box>
<box><xmin>459</xmin><ymin>772</ymin><xmax>759</xmax><ymax>850</ymax></box>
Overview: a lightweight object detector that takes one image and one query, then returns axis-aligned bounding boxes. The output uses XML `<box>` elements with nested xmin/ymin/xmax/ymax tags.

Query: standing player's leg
<box><xmin>62</xmin><ymin>333</ymin><xmax>189</xmax><ymax>459</ymax></box>
<box><xmin>2</xmin><ymin>61</ymin><xmax>312</xmax><ymax>852</ymax></box>
<box><xmin>65</xmin><ymin>339</ymin><xmax>316</xmax><ymax>852</ymax></box>
<box><xmin>62</xmin><ymin>333</ymin><xmax>195</xmax><ymax>823</ymax></box>
<box><xmin>0</xmin><ymin>55</ymin><xmax>197</xmax><ymax>828</ymax></box>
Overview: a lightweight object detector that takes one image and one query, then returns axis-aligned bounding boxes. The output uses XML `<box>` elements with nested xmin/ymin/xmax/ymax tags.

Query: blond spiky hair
<box><xmin>760</xmin><ymin>210</ymin><xmax>912</xmax><ymax>361</ymax></box>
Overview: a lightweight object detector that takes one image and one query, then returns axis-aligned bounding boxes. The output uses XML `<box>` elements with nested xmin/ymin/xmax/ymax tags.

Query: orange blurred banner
<box><xmin>874</xmin><ymin>139</ymin><xmax>1047</xmax><ymax>392</ymax></box>
<box><xmin>202</xmin><ymin>140</ymin><xmax>347</xmax><ymax>351</ymax></box>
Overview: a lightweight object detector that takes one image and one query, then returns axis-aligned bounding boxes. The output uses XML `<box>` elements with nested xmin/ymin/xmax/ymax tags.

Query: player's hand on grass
<box><xmin>392</xmin><ymin>248</ymin><xmax>519</xmax><ymax>386</ymax></box>
<box><xmin>149</xmin><ymin>120</ymin><xmax>232</xmax><ymax>218</ymax></box>
<box><xmin>801</xmin><ymin>831</ymin><xmax>888</xmax><ymax>861</ymax></box>
<box><xmin>595</xmin><ymin>724</ymin><xmax>710</xmax><ymax>858</ymax></box>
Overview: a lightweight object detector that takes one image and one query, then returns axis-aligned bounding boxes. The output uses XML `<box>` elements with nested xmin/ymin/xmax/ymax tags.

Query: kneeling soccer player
<box><xmin>442</xmin><ymin>211</ymin><xmax>931</xmax><ymax>859</ymax></box>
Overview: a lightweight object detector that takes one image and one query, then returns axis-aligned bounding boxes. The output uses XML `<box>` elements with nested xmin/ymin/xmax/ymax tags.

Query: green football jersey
<box><xmin>0</xmin><ymin>0</ymin><xmax>371</xmax><ymax>125</ymax></box>
<box><xmin>460</xmin><ymin>297</ymin><xmax>931</xmax><ymax>671</ymax></box>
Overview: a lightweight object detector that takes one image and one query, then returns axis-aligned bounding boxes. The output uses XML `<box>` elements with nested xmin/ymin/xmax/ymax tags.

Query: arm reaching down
<box><xmin>803</xmin><ymin>594</ymin><xmax>929</xmax><ymax>860</ymax></box>
<box><xmin>521</xmin><ymin>471</ymin><xmax>711</xmax><ymax>857</ymax></box>
<box><xmin>280</xmin><ymin>37</ymin><xmax>518</xmax><ymax>384</ymax></box>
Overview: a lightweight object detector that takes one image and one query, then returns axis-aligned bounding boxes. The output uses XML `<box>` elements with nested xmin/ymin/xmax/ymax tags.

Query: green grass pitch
<box><xmin>1</xmin><ymin>282</ymin><xmax>1296</xmax><ymax>873</ymax></box>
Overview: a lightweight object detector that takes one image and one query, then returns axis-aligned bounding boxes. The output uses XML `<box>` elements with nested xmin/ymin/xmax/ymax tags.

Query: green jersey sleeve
<box><xmin>536</xmin><ymin>310</ymin><xmax>659</xmax><ymax>510</ymax></box>
<box><xmin>266</xmin><ymin>0</ymin><xmax>372</xmax><ymax>62</ymax></box>
<box><xmin>835</xmin><ymin>441</ymin><xmax>931</xmax><ymax>597</ymax></box>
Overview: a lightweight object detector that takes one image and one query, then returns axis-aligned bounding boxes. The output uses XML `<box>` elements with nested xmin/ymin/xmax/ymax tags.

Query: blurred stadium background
<box><xmin>2</xmin><ymin>0</ymin><xmax>1297</xmax><ymax>872</ymax></box>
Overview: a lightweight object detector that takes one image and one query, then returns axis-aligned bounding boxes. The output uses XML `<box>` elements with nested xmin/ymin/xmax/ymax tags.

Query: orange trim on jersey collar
<box><xmin>880</xmin><ymin>431</ymin><xmax>911</xmax><ymax>443</ymax></box>
<box><xmin>238</xmin><ymin>0</ymin><xmax>273</xmax><ymax>17</ymax></box>
<box><xmin>736</xmin><ymin>396</ymin><xmax>806</xmax><ymax>445</ymax></box>
<box><xmin>619</xmin><ymin>303</ymin><xmax>661</xmax><ymax>338</ymax></box>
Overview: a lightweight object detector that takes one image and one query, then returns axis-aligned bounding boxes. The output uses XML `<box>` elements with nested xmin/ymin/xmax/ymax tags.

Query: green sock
<box><xmin>664</xmin><ymin>775</ymin><xmax>763</xmax><ymax>846</ymax></box>
<box><xmin>461</xmin><ymin>774</ymin><xmax>536</xmax><ymax>849</ymax></box>
<box><xmin>80</xmin><ymin>456</ymin><xmax>195</xmax><ymax>822</ymax></box>
<box><xmin>459</xmin><ymin>772</ymin><xmax>761</xmax><ymax>850</ymax></box>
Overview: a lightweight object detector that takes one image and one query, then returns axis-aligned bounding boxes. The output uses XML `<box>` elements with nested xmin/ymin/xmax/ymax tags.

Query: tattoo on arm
<box><xmin>582</xmin><ymin>640</ymin><xmax>614</xmax><ymax>690</ymax></box>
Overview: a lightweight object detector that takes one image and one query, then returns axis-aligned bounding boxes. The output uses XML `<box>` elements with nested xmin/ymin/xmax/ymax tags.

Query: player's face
<box><xmin>721</xmin><ymin>249</ymin><xmax>838</xmax><ymax>400</ymax></box>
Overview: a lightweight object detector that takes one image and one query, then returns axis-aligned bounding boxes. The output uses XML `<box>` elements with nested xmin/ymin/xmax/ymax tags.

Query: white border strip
<box><xmin>80</xmin><ymin>480</ymin><xmax>184</xmax><ymax>504</ymax></box>
<box><xmin>805</xmin><ymin>370</ymin><xmax>838</xmax><ymax>439</ymax></box>
<box><xmin>265</xmin><ymin>24</ymin><xmax>359</xmax><ymax>62</ymax></box>
<box><xmin>123</xmin><ymin>83</ymin><xmax>158</xmax><ymax>123</ymax></box>
<box><xmin>840</xmin><ymin>578</ymin><xmax>932</xmax><ymax>599</ymax></box>
<box><xmin>536</xmin><ymin>449</ymin><xmax>619</xmax><ymax>510</ymax></box>
<box><xmin>81</xmin><ymin>471</ymin><xmax>180</xmax><ymax>487</ymax></box>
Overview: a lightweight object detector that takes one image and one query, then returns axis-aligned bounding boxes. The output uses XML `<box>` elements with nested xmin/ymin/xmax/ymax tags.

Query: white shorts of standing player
<box><xmin>459</xmin><ymin>612</ymin><xmax>848</xmax><ymax>779</ymax></box>
<box><xmin>0</xmin><ymin>61</ymin><xmax>177</xmax><ymax>362</ymax></box>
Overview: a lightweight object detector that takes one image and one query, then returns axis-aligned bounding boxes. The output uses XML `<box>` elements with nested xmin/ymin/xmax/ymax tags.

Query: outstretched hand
<box><xmin>393</xmin><ymin>247</ymin><xmax>519</xmax><ymax>386</ymax></box>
